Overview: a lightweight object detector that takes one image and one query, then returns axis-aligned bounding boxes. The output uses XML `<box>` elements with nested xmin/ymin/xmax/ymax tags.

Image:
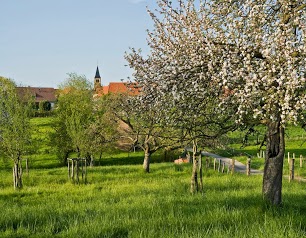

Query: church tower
<box><xmin>94</xmin><ymin>66</ymin><xmax>102</xmax><ymax>91</ymax></box>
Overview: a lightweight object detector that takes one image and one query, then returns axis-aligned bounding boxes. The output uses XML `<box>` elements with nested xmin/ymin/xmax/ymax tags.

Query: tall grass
<box><xmin>0</xmin><ymin>163</ymin><xmax>306</xmax><ymax>237</ymax></box>
<box><xmin>0</xmin><ymin>118</ymin><xmax>306</xmax><ymax>237</ymax></box>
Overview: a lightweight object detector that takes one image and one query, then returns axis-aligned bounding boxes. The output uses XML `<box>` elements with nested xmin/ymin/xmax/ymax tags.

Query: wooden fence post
<box><xmin>246</xmin><ymin>158</ymin><xmax>251</xmax><ymax>176</ymax></box>
<box><xmin>25</xmin><ymin>159</ymin><xmax>29</xmax><ymax>176</ymax></box>
<box><xmin>75</xmin><ymin>160</ymin><xmax>79</xmax><ymax>183</ymax></box>
<box><xmin>289</xmin><ymin>158</ymin><xmax>295</xmax><ymax>182</ymax></box>
<box><xmin>187</xmin><ymin>152</ymin><xmax>191</xmax><ymax>163</ymax></box>
<box><xmin>288</xmin><ymin>152</ymin><xmax>290</xmax><ymax>164</ymax></box>
<box><xmin>213</xmin><ymin>158</ymin><xmax>217</xmax><ymax>170</ymax></box>
<box><xmin>221</xmin><ymin>162</ymin><xmax>225</xmax><ymax>173</ymax></box>
<box><xmin>13</xmin><ymin>165</ymin><xmax>16</xmax><ymax>189</ymax></box>
<box><xmin>206</xmin><ymin>157</ymin><xmax>209</xmax><ymax>169</ymax></box>
<box><xmin>85</xmin><ymin>158</ymin><xmax>87</xmax><ymax>184</ymax></box>
<box><xmin>68</xmin><ymin>158</ymin><xmax>87</xmax><ymax>184</ymax></box>
<box><xmin>82</xmin><ymin>159</ymin><xmax>84</xmax><ymax>180</ymax></box>
<box><xmin>218</xmin><ymin>159</ymin><xmax>221</xmax><ymax>172</ymax></box>
<box><xmin>68</xmin><ymin>158</ymin><xmax>70</xmax><ymax>180</ymax></box>
<box><xmin>300</xmin><ymin>155</ymin><xmax>303</xmax><ymax>168</ymax></box>
<box><xmin>71</xmin><ymin>160</ymin><xmax>74</xmax><ymax>181</ymax></box>
<box><xmin>293</xmin><ymin>153</ymin><xmax>295</xmax><ymax>162</ymax></box>
<box><xmin>231</xmin><ymin>159</ymin><xmax>235</xmax><ymax>174</ymax></box>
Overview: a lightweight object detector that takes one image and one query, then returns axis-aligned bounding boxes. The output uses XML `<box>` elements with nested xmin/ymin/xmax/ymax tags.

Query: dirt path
<box><xmin>201</xmin><ymin>151</ymin><xmax>306</xmax><ymax>182</ymax></box>
<box><xmin>201</xmin><ymin>151</ymin><xmax>263</xmax><ymax>175</ymax></box>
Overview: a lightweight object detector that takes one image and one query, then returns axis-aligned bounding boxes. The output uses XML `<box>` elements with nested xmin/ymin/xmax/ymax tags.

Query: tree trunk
<box><xmin>143</xmin><ymin>146</ymin><xmax>151</xmax><ymax>173</ymax></box>
<box><xmin>191</xmin><ymin>158</ymin><xmax>198</xmax><ymax>193</ymax></box>
<box><xmin>99</xmin><ymin>151</ymin><xmax>103</xmax><ymax>166</ymax></box>
<box><xmin>263</xmin><ymin>119</ymin><xmax>285</xmax><ymax>205</ymax></box>
<box><xmin>77</xmin><ymin>147</ymin><xmax>81</xmax><ymax>158</ymax></box>
<box><xmin>190</xmin><ymin>140</ymin><xmax>198</xmax><ymax>193</ymax></box>
<box><xmin>90</xmin><ymin>155</ymin><xmax>94</xmax><ymax>167</ymax></box>
<box><xmin>164</xmin><ymin>149</ymin><xmax>167</xmax><ymax>161</ymax></box>
<box><xmin>85</xmin><ymin>153</ymin><xmax>93</xmax><ymax>167</ymax></box>
<box><xmin>192</xmin><ymin>141</ymin><xmax>197</xmax><ymax>163</ymax></box>
<box><xmin>13</xmin><ymin>158</ymin><xmax>23</xmax><ymax>189</ymax></box>
<box><xmin>64</xmin><ymin>151</ymin><xmax>70</xmax><ymax>165</ymax></box>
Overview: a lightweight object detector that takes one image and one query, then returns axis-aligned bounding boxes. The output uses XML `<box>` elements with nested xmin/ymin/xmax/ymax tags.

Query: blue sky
<box><xmin>0</xmin><ymin>0</ymin><xmax>156</xmax><ymax>88</ymax></box>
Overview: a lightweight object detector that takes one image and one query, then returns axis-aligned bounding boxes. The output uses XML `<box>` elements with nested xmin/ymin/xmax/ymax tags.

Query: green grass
<box><xmin>1</xmin><ymin>117</ymin><xmax>306</xmax><ymax>237</ymax></box>
<box><xmin>0</xmin><ymin>164</ymin><xmax>306</xmax><ymax>237</ymax></box>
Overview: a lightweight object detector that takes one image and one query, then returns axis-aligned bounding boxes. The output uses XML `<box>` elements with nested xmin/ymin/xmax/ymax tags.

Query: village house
<box><xmin>16</xmin><ymin>86</ymin><xmax>57</xmax><ymax>110</ymax></box>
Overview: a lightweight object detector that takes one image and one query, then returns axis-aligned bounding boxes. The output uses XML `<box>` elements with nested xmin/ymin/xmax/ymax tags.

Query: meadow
<box><xmin>0</xmin><ymin>117</ymin><xmax>305</xmax><ymax>237</ymax></box>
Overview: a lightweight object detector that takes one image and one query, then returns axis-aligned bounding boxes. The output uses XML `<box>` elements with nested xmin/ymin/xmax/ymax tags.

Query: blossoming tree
<box><xmin>126</xmin><ymin>0</ymin><xmax>306</xmax><ymax>204</ymax></box>
<box><xmin>105</xmin><ymin>92</ymin><xmax>183</xmax><ymax>173</ymax></box>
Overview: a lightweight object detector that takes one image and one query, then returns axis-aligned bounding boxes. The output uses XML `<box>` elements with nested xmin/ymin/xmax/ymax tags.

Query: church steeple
<box><xmin>95</xmin><ymin>66</ymin><xmax>101</xmax><ymax>79</ymax></box>
<box><xmin>94</xmin><ymin>66</ymin><xmax>101</xmax><ymax>90</ymax></box>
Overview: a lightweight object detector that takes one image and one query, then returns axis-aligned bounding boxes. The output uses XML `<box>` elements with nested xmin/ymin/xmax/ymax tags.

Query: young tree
<box><xmin>105</xmin><ymin>93</ymin><xmax>181</xmax><ymax>173</ymax></box>
<box><xmin>0</xmin><ymin>76</ymin><xmax>32</xmax><ymax>189</ymax></box>
<box><xmin>126</xmin><ymin>0</ymin><xmax>306</xmax><ymax>204</ymax></box>
<box><xmin>84</xmin><ymin>95</ymin><xmax>119</xmax><ymax>166</ymax></box>
<box><xmin>51</xmin><ymin>119</ymin><xmax>73</xmax><ymax>165</ymax></box>
<box><xmin>55</xmin><ymin>73</ymin><xmax>93</xmax><ymax>159</ymax></box>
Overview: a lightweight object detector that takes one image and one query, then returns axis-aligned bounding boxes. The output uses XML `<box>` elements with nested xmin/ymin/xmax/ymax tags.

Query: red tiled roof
<box><xmin>110</xmin><ymin>82</ymin><xmax>140</xmax><ymax>95</ymax></box>
<box><xmin>108</xmin><ymin>83</ymin><xmax>128</xmax><ymax>93</ymax></box>
<box><xmin>16</xmin><ymin>87</ymin><xmax>57</xmax><ymax>102</ymax></box>
<box><xmin>103</xmin><ymin>86</ymin><xmax>109</xmax><ymax>94</ymax></box>
<box><xmin>95</xmin><ymin>82</ymin><xmax>140</xmax><ymax>96</ymax></box>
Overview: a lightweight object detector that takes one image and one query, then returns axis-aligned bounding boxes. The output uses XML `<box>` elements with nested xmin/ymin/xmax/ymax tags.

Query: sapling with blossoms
<box><xmin>126</xmin><ymin>0</ymin><xmax>306</xmax><ymax>205</ymax></box>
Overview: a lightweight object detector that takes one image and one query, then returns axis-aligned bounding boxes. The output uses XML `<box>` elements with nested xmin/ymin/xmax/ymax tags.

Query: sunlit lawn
<box><xmin>0</xmin><ymin>163</ymin><xmax>306</xmax><ymax>237</ymax></box>
<box><xmin>0</xmin><ymin>117</ymin><xmax>306</xmax><ymax>237</ymax></box>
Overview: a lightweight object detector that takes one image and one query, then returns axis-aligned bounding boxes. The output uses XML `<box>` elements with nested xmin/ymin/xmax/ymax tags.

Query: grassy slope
<box><xmin>27</xmin><ymin>117</ymin><xmax>177</xmax><ymax>168</ymax></box>
<box><xmin>0</xmin><ymin>118</ymin><xmax>305</xmax><ymax>237</ymax></box>
<box><xmin>0</xmin><ymin>165</ymin><xmax>306</xmax><ymax>237</ymax></box>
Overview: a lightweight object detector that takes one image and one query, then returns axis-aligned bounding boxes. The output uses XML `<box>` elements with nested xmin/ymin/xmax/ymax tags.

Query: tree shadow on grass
<box><xmin>96</xmin><ymin>227</ymin><xmax>129</xmax><ymax>238</ymax></box>
<box><xmin>98</xmin><ymin>156</ymin><xmax>144</xmax><ymax>166</ymax></box>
